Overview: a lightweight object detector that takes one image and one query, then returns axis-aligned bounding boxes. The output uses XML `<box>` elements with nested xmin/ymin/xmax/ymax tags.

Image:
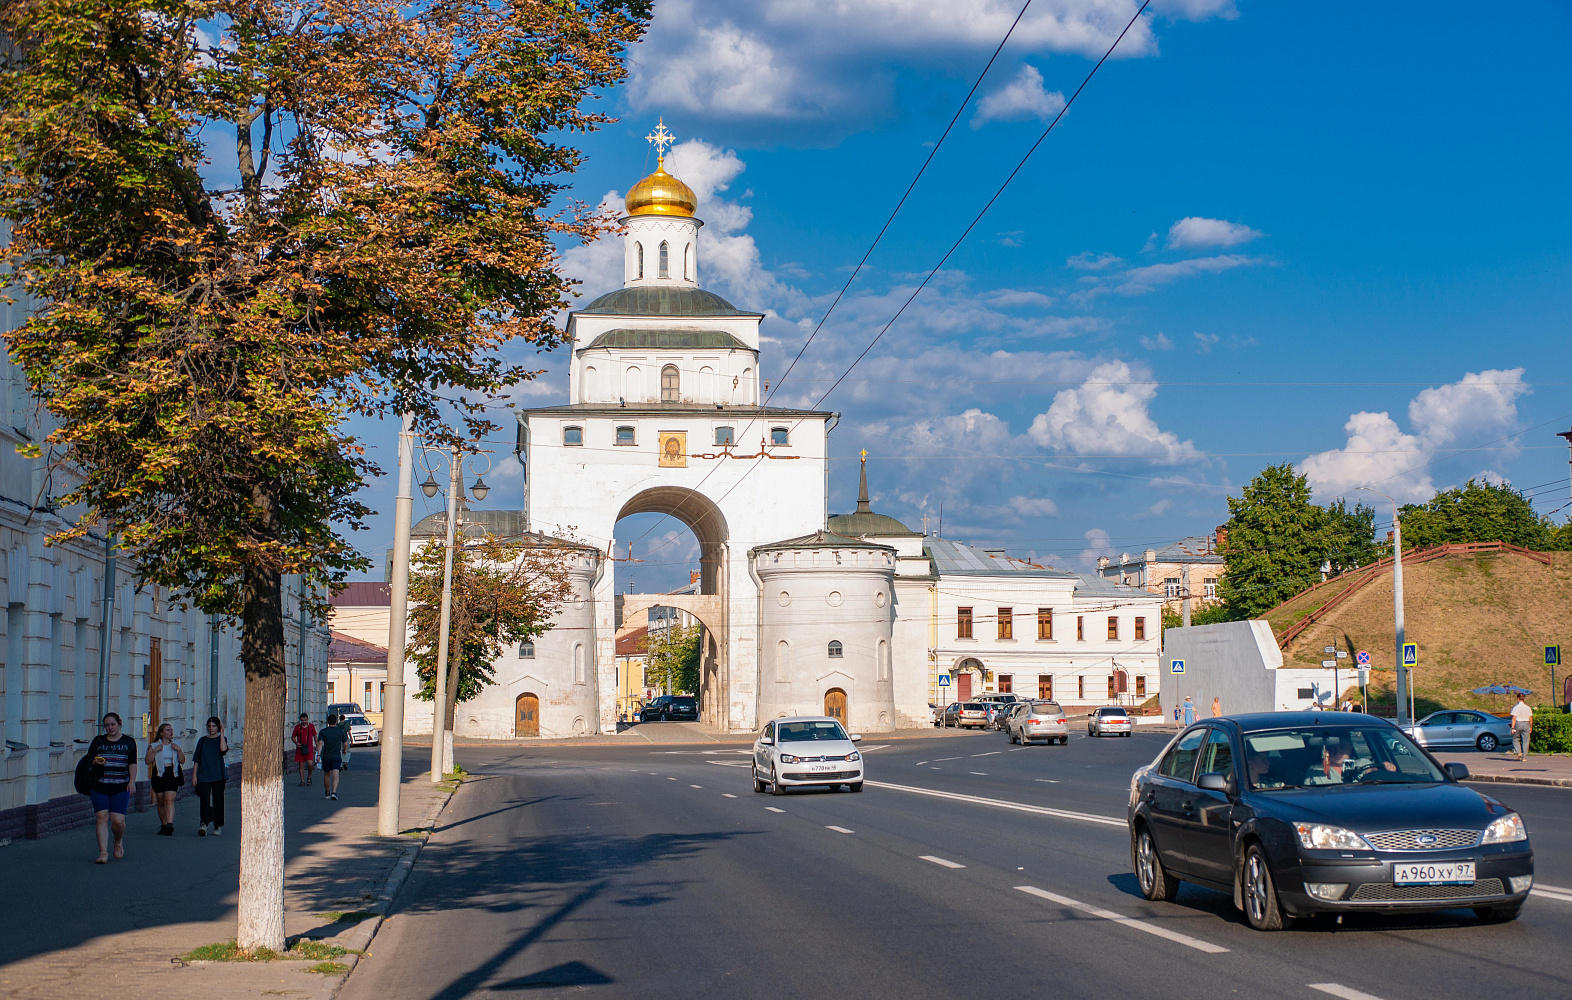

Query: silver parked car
<box><xmin>752</xmin><ymin>716</ymin><xmax>864</xmax><ymax>794</ymax></box>
<box><xmin>1007</xmin><ymin>701</ymin><xmax>1069</xmax><ymax>745</ymax></box>
<box><xmin>1088</xmin><ymin>706</ymin><xmax>1133</xmax><ymax>737</ymax></box>
<box><xmin>1402</xmin><ymin>710</ymin><xmax>1512</xmax><ymax>752</ymax></box>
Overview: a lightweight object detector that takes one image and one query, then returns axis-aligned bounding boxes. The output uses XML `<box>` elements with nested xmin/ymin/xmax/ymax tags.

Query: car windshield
<box><xmin>346</xmin><ymin>716</ymin><xmax>369</xmax><ymax>726</ymax></box>
<box><xmin>1031</xmin><ymin>702</ymin><xmax>1061</xmax><ymax>715</ymax></box>
<box><xmin>778</xmin><ymin>721</ymin><xmax>850</xmax><ymax>742</ymax></box>
<box><xmin>672</xmin><ymin>697</ymin><xmax>696</xmax><ymax>707</ymax></box>
<box><xmin>1101</xmin><ymin>709</ymin><xmax>1127</xmax><ymax>717</ymax></box>
<box><xmin>962</xmin><ymin>703</ymin><xmax>984</xmax><ymax>711</ymax></box>
<box><xmin>1242</xmin><ymin>725</ymin><xmax>1447</xmax><ymax>789</ymax></box>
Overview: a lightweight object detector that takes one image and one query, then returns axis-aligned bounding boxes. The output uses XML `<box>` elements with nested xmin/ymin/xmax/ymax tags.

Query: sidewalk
<box><xmin>1432</xmin><ymin>750</ymin><xmax>1572</xmax><ymax>788</ymax></box>
<box><xmin>0</xmin><ymin>747</ymin><xmax>452</xmax><ymax>1000</ymax></box>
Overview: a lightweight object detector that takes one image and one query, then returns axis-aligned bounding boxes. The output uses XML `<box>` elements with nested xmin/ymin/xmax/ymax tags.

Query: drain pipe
<box><xmin>747</xmin><ymin>549</ymin><xmax>765</xmax><ymax>731</ymax></box>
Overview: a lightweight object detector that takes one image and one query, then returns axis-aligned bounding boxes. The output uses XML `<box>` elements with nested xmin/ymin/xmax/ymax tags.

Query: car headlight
<box><xmin>1294</xmin><ymin>823</ymin><xmax>1372</xmax><ymax>851</ymax></box>
<box><xmin>779</xmin><ymin>753</ymin><xmax>800</xmax><ymax>764</ymax></box>
<box><xmin>1482</xmin><ymin>813</ymin><xmax>1527</xmax><ymax>844</ymax></box>
<box><xmin>845</xmin><ymin>752</ymin><xmax>860</xmax><ymax>762</ymax></box>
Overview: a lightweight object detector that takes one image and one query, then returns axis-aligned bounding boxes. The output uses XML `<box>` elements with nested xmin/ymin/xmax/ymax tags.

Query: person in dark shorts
<box><xmin>292</xmin><ymin>713</ymin><xmax>317</xmax><ymax>786</ymax></box>
<box><xmin>318</xmin><ymin>713</ymin><xmax>349</xmax><ymax>801</ymax></box>
<box><xmin>146</xmin><ymin>722</ymin><xmax>187</xmax><ymax>835</ymax></box>
<box><xmin>193</xmin><ymin>716</ymin><xmax>229</xmax><ymax>836</ymax></box>
<box><xmin>84</xmin><ymin>713</ymin><xmax>136</xmax><ymax>863</ymax></box>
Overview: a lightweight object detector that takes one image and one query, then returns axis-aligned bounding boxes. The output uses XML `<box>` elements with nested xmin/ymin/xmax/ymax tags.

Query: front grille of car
<box><xmin>1350</xmin><ymin>879</ymin><xmax>1503</xmax><ymax>902</ymax></box>
<box><xmin>785</xmin><ymin>770</ymin><xmax>858</xmax><ymax>781</ymax></box>
<box><xmin>1364</xmin><ymin>829</ymin><xmax>1480</xmax><ymax>851</ymax></box>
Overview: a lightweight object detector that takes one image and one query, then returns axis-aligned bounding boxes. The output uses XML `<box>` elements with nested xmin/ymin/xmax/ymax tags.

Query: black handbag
<box><xmin>74</xmin><ymin>751</ymin><xmax>101</xmax><ymax>796</ymax></box>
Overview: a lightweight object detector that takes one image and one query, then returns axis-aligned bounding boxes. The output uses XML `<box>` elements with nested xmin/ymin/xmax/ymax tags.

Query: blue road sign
<box><xmin>1171</xmin><ymin>658</ymin><xmax>1185</xmax><ymax>674</ymax></box>
<box><xmin>1402</xmin><ymin>643</ymin><xmax>1418</xmax><ymax>667</ymax></box>
<box><xmin>1547</xmin><ymin>645</ymin><xmax>1562</xmax><ymax>666</ymax></box>
<box><xmin>938</xmin><ymin>674</ymin><xmax>951</xmax><ymax>687</ymax></box>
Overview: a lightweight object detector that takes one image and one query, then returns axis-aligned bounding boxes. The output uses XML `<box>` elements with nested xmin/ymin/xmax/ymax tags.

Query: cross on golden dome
<box><xmin>645</xmin><ymin>118</ymin><xmax>675</xmax><ymax>162</ymax></box>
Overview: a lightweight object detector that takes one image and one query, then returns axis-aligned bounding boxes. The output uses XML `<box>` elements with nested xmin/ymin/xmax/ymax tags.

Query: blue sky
<box><xmin>350</xmin><ymin>0</ymin><xmax>1572</xmax><ymax>589</ymax></box>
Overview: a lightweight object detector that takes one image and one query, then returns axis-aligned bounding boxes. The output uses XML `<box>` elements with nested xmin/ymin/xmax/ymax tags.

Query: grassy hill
<box><xmin>1267</xmin><ymin>549</ymin><xmax>1572</xmax><ymax>714</ymax></box>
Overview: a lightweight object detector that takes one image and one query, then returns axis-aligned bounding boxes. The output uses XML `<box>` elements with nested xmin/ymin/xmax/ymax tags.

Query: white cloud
<box><xmin>1008</xmin><ymin>495</ymin><xmax>1060</xmax><ymax>517</ymax></box>
<box><xmin>627</xmin><ymin>0</ymin><xmax>1237</xmax><ymax>125</ymax></box>
<box><xmin>1072</xmin><ymin>254</ymin><xmax>1261</xmax><ymax>302</ymax></box>
<box><xmin>1166</xmin><ymin>216</ymin><xmax>1262</xmax><ymax>249</ymax></box>
<box><xmin>1193</xmin><ymin>332</ymin><xmax>1219</xmax><ymax>353</ymax></box>
<box><xmin>1140</xmin><ymin>332</ymin><xmax>1174</xmax><ymax>351</ymax></box>
<box><xmin>1027</xmin><ymin>360</ymin><xmax>1201</xmax><ymax>462</ymax></box>
<box><xmin>1067</xmin><ymin>251</ymin><xmax>1123</xmax><ymax>271</ymax></box>
<box><xmin>1078</xmin><ymin>528</ymin><xmax>1117</xmax><ymax>569</ymax></box>
<box><xmin>1299</xmin><ymin>369</ymin><xmax>1530</xmax><ymax>501</ymax></box>
<box><xmin>971</xmin><ymin>65</ymin><xmax>1066</xmax><ymax>128</ymax></box>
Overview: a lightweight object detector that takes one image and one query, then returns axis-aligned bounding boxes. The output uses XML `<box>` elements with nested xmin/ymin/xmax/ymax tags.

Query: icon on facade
<box><xmin>659</xmin><ymin>431</ymin><xmax>687</xmax><ymax>468</ymax></box>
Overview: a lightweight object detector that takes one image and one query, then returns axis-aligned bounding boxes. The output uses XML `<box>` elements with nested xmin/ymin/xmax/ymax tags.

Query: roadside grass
<box><xmin>180</xmin><ymin>940</ymin><xmax>353</xmax><ymax>963</ymax></box>
<box><xmin>309</xmin><ymin>962</ymin><xmax>351</xmax><ymax>975</ymax></box>
<box><xmin>318</xmin><ymin>910</ymin><xmax>379</xmax><ymax>924</ymax></box>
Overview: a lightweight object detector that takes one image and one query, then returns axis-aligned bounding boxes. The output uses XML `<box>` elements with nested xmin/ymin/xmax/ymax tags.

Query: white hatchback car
<box><xmin>752</xmin><ymin>716</ymin><xmax>864</xmax><ymax>794</ymax></box>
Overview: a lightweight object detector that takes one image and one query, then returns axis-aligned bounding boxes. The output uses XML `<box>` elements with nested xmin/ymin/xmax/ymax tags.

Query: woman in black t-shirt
<box><xmin>84</xmin><ymin>712</ymin><xmax>137</xmax><ymax>864</ymax></box>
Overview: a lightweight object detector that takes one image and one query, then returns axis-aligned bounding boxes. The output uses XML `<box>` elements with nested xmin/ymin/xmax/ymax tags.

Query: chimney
<box><xmin>1143</xmin><ymin>548</ymin><xmax>1157</xmax><ymax>564</ymax></box>
<box><xmin>689</xmin><ymin>570</ymin><xmax>701</xmax><ymax>585</ymax></box>
<box><xmin>1097</xmin><ymin>555</ymin><xmax>1110</xmax><ymax>570</ymax></box>
<box><xmin>1214</xmin><ymin>525</ymin><xmax>1228</xmax><ymax>550</ymax></box>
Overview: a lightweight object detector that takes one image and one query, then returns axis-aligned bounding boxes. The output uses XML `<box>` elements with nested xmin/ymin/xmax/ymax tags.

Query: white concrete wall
<box><xmin>1160</xmin><ymin>620</ymin><xmax>1282</xmax><ymax>720</ymax></box>
<box><xmin>624</xmin><ymin>215</ymin><xmax>700</xmax><ymax>288</ymax></box>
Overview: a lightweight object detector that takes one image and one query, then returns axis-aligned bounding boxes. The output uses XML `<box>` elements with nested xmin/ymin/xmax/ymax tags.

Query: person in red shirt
<box><xmin>292</xmin><ymin>713</ymin><xmax>318</xmax><ymax>786</ymax></box>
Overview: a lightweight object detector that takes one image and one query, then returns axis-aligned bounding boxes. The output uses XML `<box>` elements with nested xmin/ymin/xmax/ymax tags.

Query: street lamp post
<box><xmin>1354</xmin><ymin>487</ymin><xmax>1409</xmax><ymax>727</ymax></box>
<box><xmin>377</xmin><ymin>413</ymin><xmax>416</xmax><ymax>837</ymax></box>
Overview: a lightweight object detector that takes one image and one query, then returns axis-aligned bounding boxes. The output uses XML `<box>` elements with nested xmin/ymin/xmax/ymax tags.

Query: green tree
<box><xmin>645</xmin><ymin>623</ymin><xmax>702</xmax><ymax>695</ymax></box>
<box><xmin>1398</xmin><ymin>479</ymin><xmax>1553</xmax><ymax>549</ymax></box>
<box><xmin>0</xmin><ymin>0</ymin><xmax>646</xmax><ymax>952</ymax></box>
<box><xmin>1324</xmin><ymin>498</ymin><xmax>1379</xmax><ymax>573</ymax></box>
<box><xmin>1217</xmin><ymin>464</ymin><xmax>1364</xmax><ymax>618</ymax></box>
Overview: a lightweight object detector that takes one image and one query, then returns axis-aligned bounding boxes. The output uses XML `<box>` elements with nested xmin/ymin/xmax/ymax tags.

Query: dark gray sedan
<box><xmin>1128</xmin><ymin>712</ymin><xmax>1533</xmax><ymax>930</ymax></box>
<box><xmin>1402</xmin><ymin>710</ymin><xmax>1513</xmax><ymax>752</ymax></box>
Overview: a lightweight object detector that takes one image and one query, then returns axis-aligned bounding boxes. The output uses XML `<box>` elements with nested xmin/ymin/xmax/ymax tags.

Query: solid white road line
<box><xmin>1535</xmin><ymin>881</ymin><xmax>1572</xmax><ymax>893</ymax></box>
<box><xmin>765</xmin><ymin>806</ymin><xmax>785</xmax><ymax>813</ymax></box>
<box><xmin>827</xmin><ymin>825</ymin><xmax>855</xmax><ymax>834</ymax></box>
<box><xmin>1014</xmin><ymin>886</ymin><xmax>1228</xmax><ymax>954</ymax></box>
<box><xmin>867</xmin><ymin>780</ymin><xmax>1124</xmax><ymax>827</ymax></box>
<box><xmin>1309</xmin><ymin>984</ymin><xmax>1387</xmax><ymax>1000</ymax></box>
<box><xmin>921</xmin><ymin>855</ymin><xmax>966</xmax><ymax>868</ymax></box>
<box><xmin>722</xmin><ymin>793</ymin><xmax>738</xmax><ymax>798</ymax></box>
<box><xmin>1532</xmin><ymin>886</ymin><xmax>1572</xmax><ymax>903</ymax></box>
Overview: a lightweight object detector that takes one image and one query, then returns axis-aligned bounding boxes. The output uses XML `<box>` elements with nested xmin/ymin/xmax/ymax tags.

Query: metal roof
<box><xmin>752</xmin><ymin>529</ymin><xmax>895</xmax><ymax>553</ymax></box>
<box><xmin>826</xmin><ymin>511</ymin><xmax>923</xmax><ymax>538</ymax></box>
<box><xmin>924</xmin><ymin>536</ymin><xmax>1077</xmax><ymax>579</ymax></box>
<box><xmin>573</xmin><ymin>285</ymin><xmax>763</xmax><ymax>319</ymax></box>
<box><xmin>1122</xmin><ymin>535</ymin><xmax>1225</xmax><ymax>565</ymax></box>
<box><xmin>518</xmin><ymin>403</ymin><xmax>832</xmax><ymax>418</ymax></box>
<box><xmin>579</xmin><ymin>328</ymin><xmax>755</xmax><ymax>353</ymax></box>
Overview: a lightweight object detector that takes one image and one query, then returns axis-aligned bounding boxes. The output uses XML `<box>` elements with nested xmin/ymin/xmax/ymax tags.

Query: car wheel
<box><xmin>1135</xmin><ymin>826</ymin><xmax>1180</xmax><ymax>902</ymax></box>
<box><xmin>753</xmin><ymin>766</ymin><xmax>767</xmax><ymax>793</ymax></box>
<box><xmin>1059</xmin><ymin>736</ymin><xmax>1068</xmax><ymax>745</ymax></box>
<box><xmin>769</xmin><ymin>768</ymin><xmax>785</xmax><ymax>796</ymax></box>
<box><xmin>1477</xmin><ymin>733</ymin><xmax>1498</xmax><ymax>752</ymax></box>
<box><xmin>1242</xmin><ymin>844</ymin><xmax>1292</xmax><ymax>931</ymax></box>
<box><xmin>1124</xmin><ymin>731</ymin><xmax>1132</xmax><ymax>737</ymax></box>
<box><xmin>1474</xmin><ymin>903</ymin><xmax>1522</xmax><ymax>923</ymax></box>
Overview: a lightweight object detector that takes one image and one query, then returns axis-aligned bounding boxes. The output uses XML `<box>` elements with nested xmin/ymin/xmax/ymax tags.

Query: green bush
<box><xmin>1529</xmin><ymin>710</ymin><xmax>1572</xmax><ymax>754</ymax></box>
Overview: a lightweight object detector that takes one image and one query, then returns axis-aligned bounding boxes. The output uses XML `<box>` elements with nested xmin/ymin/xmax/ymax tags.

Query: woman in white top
<box><xmin>145</xmin><ymin>723</ymin><xmax>187</xmax><ymax>836</ymax></box>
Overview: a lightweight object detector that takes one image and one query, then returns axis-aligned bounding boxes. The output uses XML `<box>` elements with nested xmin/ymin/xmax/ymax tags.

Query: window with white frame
<box><xmin>1164</xmin><ymin>577</ymin><xmax>1181</xmax><ymax>598</ymax></box>
<box><xmin>1204</xmin><ymin>577</ymin><xmax>1218</xmax><ymax>599</ymax></box>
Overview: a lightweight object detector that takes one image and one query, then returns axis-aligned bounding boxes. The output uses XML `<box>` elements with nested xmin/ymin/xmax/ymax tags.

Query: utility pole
<box><xmin>96</xmin><ymin>534</ymin><xmax>116</xmax><ymax>725</ymax></box>
<box><xmin>430</xmin><ymin>446</ymin><xmax>461</xmax><ymax>783</ymax></box>
<box><xmin>1393</xmin><ymin>511</ymin><xmax>1409</xmax><ymax>728</ymax></box>
<box><xmin>209</xmin><ymin>613</ymin><xmax>220</xmax><ymax>722</ymax></box>
<box><xmin>297</xmin><ymin>576</ymin><xmax>310</xmax><ymax>719</ymax></box>
<box><xmin>378</xmin><ymin>412</ymin><xmax>415</xmax><ymax>836</ymax></box>
<box><xmin>1558</xmin><ymin>429</ymin><xmax>1571</xmax><ymax>711</ymax></box>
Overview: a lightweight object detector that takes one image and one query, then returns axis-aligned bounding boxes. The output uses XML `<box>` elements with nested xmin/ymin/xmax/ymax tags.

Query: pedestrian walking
<box><xmin>1211</xmin><ymin>696</ymin><xmax>1223</xmax><ymax>718</ymax></box>
<box><xmin>292</xmin><ymin>713</ymin><xmax>317</xmax><ymax>786</ymax></box>
<box><xmin>146</xmin><ymin>722</ymin><xmax>186</xmax><ymax>836</ymax></box>
<box><xmin>318</xmin><ymin>713</ymin><xmax>349</xmax><ymax>801</ymax></box>
<box><xmin>1509</xmin><ymin>693</ymin><xmax>1534</xmax><ymax>760</ymax></box>
<box><xmin>193</xmin><ymin>716</ymin><xmax>229</xmax><ymax>836</ymax></box>
<box><xmin>1182</xmin><ymin>696</ymin><xmax>1196</xmax><ymax>726</ymax></box>
<box><xmin>84</xmin><ymin>712</ymin><xmax>136</xmax><ymax>863</ymax></box>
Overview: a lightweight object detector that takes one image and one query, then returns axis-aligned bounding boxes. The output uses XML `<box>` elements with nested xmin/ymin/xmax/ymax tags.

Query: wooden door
<box><xmin>824</xmin><ymin>688</ymin><xmax>847</xmax><ymax>724</ymax></box>
<box><xmin>515</xmin><ymin>692</ymin><xmax>539</xmax><ymax>738</ymax></box>
<box><xmin>957</xmin><ymin>673</ymin><xmax>972</xmax><ymax>702</ymax></box>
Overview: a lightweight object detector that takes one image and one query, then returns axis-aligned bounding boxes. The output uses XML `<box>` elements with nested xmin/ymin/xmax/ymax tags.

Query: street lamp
<box><xmin>1351</xmin><ymin>486</ymin><xmax>1411</xmax><ymax>727</ymax></box>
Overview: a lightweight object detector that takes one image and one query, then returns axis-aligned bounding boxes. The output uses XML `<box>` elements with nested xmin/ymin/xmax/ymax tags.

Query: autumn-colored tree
<box><xmin>407</xmin><ymin>532</ymin><xmax>576</xmax><ymax>733</ymax></box>
<box><xmin>0</xmin><ymin>0</ymin><xmax>647</xmax><ymax>952</ymax></box>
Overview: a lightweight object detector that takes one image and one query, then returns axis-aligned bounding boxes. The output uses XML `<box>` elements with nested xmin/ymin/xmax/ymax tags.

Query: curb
<box><xmin>1463</xmin><ymin>773</ymin><xmax>1572</xmax><ymax>789</ymax></box>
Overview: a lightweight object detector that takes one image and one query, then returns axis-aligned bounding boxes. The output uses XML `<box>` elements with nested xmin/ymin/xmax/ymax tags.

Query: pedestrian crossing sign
<box><xmin>1402</xmin><ymin>643</ymin><xmax>1418</xmax><ymax>667</ymax></box>
<box><xmin>938</xmin><ymin>674</ymin><xmax>951</xmax><ymax>687</ymax></box>
<box><xmin>1548</xmin><ymin>645</ymin><xmax>1561</xmax><ymax>666</ymax></box>
<box><xmin>1171</xmin><ymin>658</ymin><xmax>1185</xmax><ymax>674</ymax></box>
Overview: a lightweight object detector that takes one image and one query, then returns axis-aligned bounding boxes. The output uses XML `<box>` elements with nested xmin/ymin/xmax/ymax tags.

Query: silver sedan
<box><xmin>1403</xmin><ymin>710</ymin><xmax>1513</xmax><ymax>752</ymax></box>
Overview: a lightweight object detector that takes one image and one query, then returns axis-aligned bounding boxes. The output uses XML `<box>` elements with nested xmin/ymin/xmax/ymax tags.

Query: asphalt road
<box><xmin>342</xmin><ymin>728</ymin><xmax>1572</xmax><ymax>1000</ymax></box>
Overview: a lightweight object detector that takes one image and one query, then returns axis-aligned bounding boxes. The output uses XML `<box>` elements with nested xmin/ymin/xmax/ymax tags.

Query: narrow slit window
<box><xmin>684</xmin><ymin>243</ymin><xmax>692</xmax><ymax>280</ymax></box>
<box><xmin>635</xmin><ymin>242</ymin><xmax>643</xmax><ymax>279</ymax></box>
<box><xmin>658</xmin><ymin>241</ymin><xmax>669</xmax><ymax>278</ymax></box>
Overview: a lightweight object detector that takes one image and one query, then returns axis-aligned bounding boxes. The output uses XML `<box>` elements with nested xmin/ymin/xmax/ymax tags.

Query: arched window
<box><xmin>827</xmin><ymin>640</ymin><xmax>843</xmax><ymax>658</ymax></box>
<box><xmin>877</xmin><ymin>639</ymin><xmax>888</xmax><ymax>681</ymax></box>
<box><xmin>658</xmin><ymin>241</ymin><xmax>669</xmax><ymax>278</ymax></box>
<box><xmin>684</xmin><ymin>243</ymin><xmax>692</xmax><ymax>280</ymax></box>
<box><xmin>661</xmin><ymin>364</ymin><xmax>680</xmax><ymax>402</ymax></box>
<box><xmin>573</xmin><ymin>643</ymin><xmax>585</xmax><ymax>685</ymax></box>
<box><xmin>635</xmin><ymin>242</ymin><xmax>643</xmax><ymax>279</ymax></box>
<box><xmin>518</xmin><ymin>641</ymin><xmax>535</xmax><ymax>659</ymax></box>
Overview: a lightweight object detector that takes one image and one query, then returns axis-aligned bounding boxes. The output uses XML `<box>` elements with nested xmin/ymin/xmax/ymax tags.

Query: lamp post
<box><xmin>419</xmin><ymin>446</ymin><xmax>491</xmax><ymax>782</ymax></box>
<box><xmin>377</xmin><ymin>413</ymin><xmax>416</xmax><ymax>836</ymax></box>
<box><xmin>1354</xmin><ymin>487</ymin><xmax>1409</xmax><ymax>727</ymax></box>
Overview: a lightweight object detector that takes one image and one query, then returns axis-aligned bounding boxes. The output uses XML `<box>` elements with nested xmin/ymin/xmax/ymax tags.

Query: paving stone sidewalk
<box><xmin>0</xmin><ymin>747</ymin><xmax>452</xmax><ymax>1000</ymax></box>
<box><xmin>1433</xmin><ymin>749</ymin><xmax>1572</xmax><ymax>788</ymax></box>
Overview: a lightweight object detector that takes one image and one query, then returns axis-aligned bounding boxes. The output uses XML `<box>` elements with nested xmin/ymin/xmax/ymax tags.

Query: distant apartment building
<box><xmin>1096</xmin><ymin>530</ymin><xmax>1227</xmax><ymax>612</ymax></box>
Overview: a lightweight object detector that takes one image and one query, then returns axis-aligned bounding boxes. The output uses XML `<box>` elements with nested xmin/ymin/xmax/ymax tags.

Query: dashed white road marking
<box><xmin>1308</xmin><ymin>985</ymin><xmax>1387</xmax><ymax>1000</ymax></box>
<box><xmin>915</xmin><ymin>761</ymin><xmax>929</xmax><ymax>766</ymax></box>
<box><xmin>933</xmin><ymin>756</ymin><xmax>962</xmax><ymax>761</ymax></box>
<box><xmin>721</xmin><ymin>793</ymin><xmax>738</xmax><ymax>798</ymax></box>
<box><xmin>867</xmin><ymin>781</ymin><xmax>1123</xmax><ymax>827</ymax></box>
<box><xmin>689</xmin><ymin>784</ymin><xmax>703</xmax><ymax>788</ymax></box>
<box><xmin>1035</xmin><ymin>779</ymin><xmax>1061</xmax><ymax>783</ymax></box>
<box><xmin>765</xmin><ymin>806</ymin><xmax>785</xmax><ymax>813</ymax></box>
<box><xmin>1532</xmin><ymin>886</ymin><xmax>1572</xmax><ymax>904</ymax></box>
<box><xmin>826</xmin><ymin>825</ymin><xmax>855</xmax><ymax>834</ymax></box>
<box><xmin>972</xmin><ymin>752</ymin><xmax>1001</xmax><ymax>757</ymax></box>
<box><xmin>921</xmin><ymin>855</ymin><xmax>965</xmax><ymax>869</ymax></box>
<box><xmin>1015</xmin><ymin>886</ymin><xmax>1228</xmax><ymax>954</ymax></box>
<box><xmin>667</xmin><ymin>777</ymin><xmax>677</xmax><ymax>781</ymax></box>
<box><xmin>969</xmin><ymin>772</ymin><xmax>989</xmax><ymax>776</ymax></box>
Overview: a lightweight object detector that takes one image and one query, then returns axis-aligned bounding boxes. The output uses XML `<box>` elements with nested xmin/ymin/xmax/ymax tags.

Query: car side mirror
<box><xmin>1198</xmin><ymin>772</ymin><xmax>1228</xmax><ymax>792</ymax></box>
<box><xmin>850</xmin><ymin>734</ymin><xmax>863</xmax><ymax>742</ymax></box>
<box><xmin>1445</xmin><ymin>761</ymin><xmax>1468</xmax><ymax>781</ymax></box>
<box><xmin>759</xmin><ymin>737</ymin><xmax>773</xmax><ymax>746</ymax></box>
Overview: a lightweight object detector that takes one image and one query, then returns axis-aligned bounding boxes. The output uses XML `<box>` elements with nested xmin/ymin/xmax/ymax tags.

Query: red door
<box><xmin>957</xmin><ymin>673</ymin><xmax>972</xmax><ymax>702</ymax></box>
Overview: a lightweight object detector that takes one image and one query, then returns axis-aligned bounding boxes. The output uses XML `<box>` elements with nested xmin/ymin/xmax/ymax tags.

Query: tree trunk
<box><xmin>443</xmin><ymin>632</ymin><xmax>462</xmax><ymax>731</ymax></box>
<box><xmin>237</xmin><ymin>554</ymin><xmax>287</xmax><ymax>953</ymax></box>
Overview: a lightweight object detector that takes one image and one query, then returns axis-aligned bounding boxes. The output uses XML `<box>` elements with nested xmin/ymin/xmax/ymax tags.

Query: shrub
<box><xmin>1530</xmin><ymin>710</ymin><xmax>1572</xmax><ymax>754</ymax></box>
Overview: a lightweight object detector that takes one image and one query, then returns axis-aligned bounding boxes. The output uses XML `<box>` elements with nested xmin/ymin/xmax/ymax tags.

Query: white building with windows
<box><xmin>403</xmin><ymin>135</ymin><xmax>1165</xmax><ymax>741</ymax></box>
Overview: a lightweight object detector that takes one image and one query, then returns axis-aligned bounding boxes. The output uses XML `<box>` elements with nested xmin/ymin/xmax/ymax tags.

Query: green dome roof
<box><xmin>577</xmin><ymin>286</ymin><xmax>760</xmax><ymax>318</ymax></box>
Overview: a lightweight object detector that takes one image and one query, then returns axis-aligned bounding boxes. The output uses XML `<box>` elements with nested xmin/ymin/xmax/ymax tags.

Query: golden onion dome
<box><xmin>625</xmin><ymin>159</ymin><xmax>697</xmax><ymax>217</ymax></box>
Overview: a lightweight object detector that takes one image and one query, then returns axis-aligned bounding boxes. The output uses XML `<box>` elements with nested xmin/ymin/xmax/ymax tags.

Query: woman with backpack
<box><xmin>145</xmin><ymin>722</ymin><xmax>186</xmax><ymax>836</ymax></box>
<box><xmin>82</xmin><ymin>712</ymin><xmax>136</xmax><ymax>863</ymax></box>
